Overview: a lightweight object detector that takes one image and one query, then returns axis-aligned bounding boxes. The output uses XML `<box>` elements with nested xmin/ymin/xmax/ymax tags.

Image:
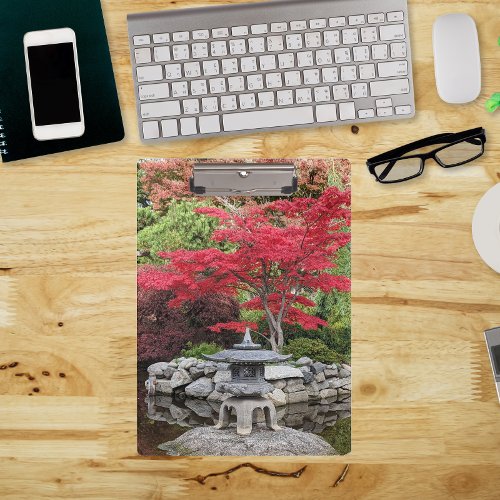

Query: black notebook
<box><xmin>0</xmin><ymin>0</ymin><xmax>124</xmax><ymax>163</ymax></box>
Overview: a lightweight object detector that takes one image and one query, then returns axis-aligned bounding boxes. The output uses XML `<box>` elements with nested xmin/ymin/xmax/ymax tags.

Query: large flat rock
<box><xmin>158</xmin><ymin>425</ymin><xmax>337</xmax><ymax>456</ymax></box>
<box><xmin>265</xmin><ymin>366</ymin><xmax>304</xmax><ymax>380</ymax></box>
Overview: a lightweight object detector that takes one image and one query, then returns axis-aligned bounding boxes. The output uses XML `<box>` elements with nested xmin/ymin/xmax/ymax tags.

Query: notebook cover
<box><xmin>137</xmin><ymin>159</ymin><xmax>352</xmax><ymax>456</ymax></box>
<box><xmin>0</xmin><ymin>0</ymin><xmax>124</xmax><ymax>163</ymax></box>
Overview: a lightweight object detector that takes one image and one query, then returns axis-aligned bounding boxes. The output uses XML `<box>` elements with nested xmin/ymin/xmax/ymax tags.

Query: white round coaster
<box><xmin>472</xmin><ymin>183</ymin><xmax>500</xmax><ymax>274</ymax></box>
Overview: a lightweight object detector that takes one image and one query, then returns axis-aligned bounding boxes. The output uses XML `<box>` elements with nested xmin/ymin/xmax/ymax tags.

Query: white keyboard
<box><xmin>128</xmin><ymin>0</ymin><xmax>415</xmax><ymax>142</ymax></box>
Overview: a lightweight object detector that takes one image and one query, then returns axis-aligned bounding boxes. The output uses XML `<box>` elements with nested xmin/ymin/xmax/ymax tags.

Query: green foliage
<box><xmin>180</xmin><ymin>341</ymin><xmax>222</xmax><ymax>359</ymax></box>
<box><xmin>137</xmin><ymin>200</ymin><xmax>232</xmax><ymax>264</ymax></box>
<box><xmin>320</xmin><ymin>417</ymin><xmax>351</xmax><ymax>455</ymax></box>
<box><xmin>137</xmin><ymin>207</ymin><xmax>160</xmax><ymax>231</ymax></box>
<box><xmin>137</xmin><ymin>168</ymin><xmax>150</xmax><ymax>207</ymax></box>
<box><xmin>283</xmin><ymin>337</ymin><xmax>344</xmax><ymax>364</ymax></box>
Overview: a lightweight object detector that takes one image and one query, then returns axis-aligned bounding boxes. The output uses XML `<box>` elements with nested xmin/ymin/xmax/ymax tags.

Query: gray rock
<box><xmin>286</xmin><ymin>390</ymin><xmax>309</xmax><ymax>404</ymax></box>
<box><xmin>313</xmin><ymin>423</ymin><xmax>325</xmax><ymax>433</ymax></box>
<box><xmin>270</xmin><ymin>379</ymin><xmax>286</xmax><ymax>390</ymax></box>
<box><xmin>338</xmin><ymin>411</ymin><xmax>351</xmax><ymax>420</ymax></box>
<box><xmin>305</xmin><ymin>381</ymin><xmax>320</xmax><ymax>398</ymax></box>
<box><xmin>299</xmin><ymin>367</ymin><xmax>314</xmax><ymax>384</ymax></box>
<box><xmin>265</xmin><ymin>365</ymin><xmax>304</xmax><ymax>380</ymax></box>
<box><xmin>155</xmin><ymin>379</ymin><xmax>173</xmax><ymax>395</ymax></box>
<box><xmin>147</xmin><ymin>362</ymin><xmax>169</xmax><ymax>377</ymax></box>
<box><xmin>319</xmin><ymin>388</ymin><xmax>338</xmax><ymax>399</ymax></box>
<box><xmin>339</xmin><ymin>368</ymin><xmax>351</xmax><ymax>378</ymax></box>
<box><xmin>162</xmin><ymin>366</ymin><xmax>176</xmax><ymax>379</ymax></box>
<box><xmin>189</xmin><ymin>365</ymin><xmax>205</xmax><ymax>380</ymax></box>
<box><xmin>311</xmin><ymin>361</ymin><xmax>327</xmax><ymax>374</ymax></box>
<box><xmin>170</xmin><ymin>369</ymin><xmax>192</xmax><ymax>389</ymax></box>
<box><xmin>316</xmin><ymin>380</ymin><xmax>330</xmax><ymax>391</ymax></box>
<box><xmin>178</xmin><ymin>358</ymin><xmax>197</xmax><ymax>370</ymax></box>
<box><xmin>286</xmin><ymin>402</ymin><xmax>309</xmax><ymax>415</ymax></box>
<box><xmin>206</xmin><ymin>390</ymin><xmax>231</xmax><ymax>403</ymax></box>
<box><xmin>204</xmin><ymin>362</ymin><xmax>218</xmax><ymax>376</ymax></box>
<box><xmin>184</xmin><ymin>398</ymin><xmax>214</xmax><ymax>418</ymax></box>
<box><xmin>328</xmin><ymin>377</ymin><xmax>351</xmax><ymax>389</ymax></box>
<box><xmin>185</xmin><ymin>377</ymin><xmax>214</xmax><ymax>398</ymax></box>
<box><xmin>154</xmin><ymin>395</ymin><xmax>172</xmax><ymax>408</ymax></box>
<box><xmin>283</xmin><ymin>378</ymin><xmax>305</xmax><ymax>393</ymax></box>
<box><xmin>324</xmin><ymin>413</ymin><xmax>338</xmax><ymax>423</ymax></box>
<box><xmin>295</xmin><ymin>356</ymin><xmax>313</xmax><ymax>366</ymax></box>
<box><xmin>314</xmin><ymin>371</ymin><xmax>326</xmax><ymax>383</ymax></box>
<box><xmin>158</xmin><ymin>425</ymin><xmax>337</xmax><ymax>456</ymax></box>
<box><xmin>216</xmin><ymin>362</ymin><xmax>230</xmax><ymax>371</ymax></box>
<box><xmin>213</xmin><ymin>370</ymin><xmax>231</xmax><ymax>383</ymax></box>
<box><xmin>169</xmin><ymin>404</ymin><xmax>191</xmax><ymax>422</ymax></box>
<box><xmin>341</xmin><ymin>364</ymin><xmax>352</xmax><ymax>372</ymax></box>
<box><xmin>265</xmin><ymin>388</ymin><xmax>287</xmax><ymax>407</ymax></box>
<box><xmin>303</xmin><ymin>421</ymin><xmax>315</xmax><ymax>432</ymax></box>
<box><xmin>324</xmin><ymin>368</ymin><xmax>338</xmax><ymax>379</ymax></box>
<box><xmin>284</xmin><ymin>413</ymin><xmax>304</xmax><ymax>427</ymax></box>
<box><xmin>168</xmin><ymin>360</ymin><xmax>178</xmax><ymax>368</ymax></box>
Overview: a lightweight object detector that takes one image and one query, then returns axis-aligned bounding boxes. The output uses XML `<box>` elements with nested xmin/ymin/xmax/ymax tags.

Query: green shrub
<box><xmin>283</xmin><ymin>337</ymin><xmax>345</xmax><ymax>364</ymax></box>
<box><xmin>180</xmin><ymin>341</ymin><xmax>222</xmax><ymax>359</ymax></box>
<box><xmin>320</xmin><ymin>417</ymin><xmax>351</xmax><ymax>455</ymax></box>
<box><xmin>137</xmin><ymin>206</ymin><xmax>160</xmax><ymax>231</ymax></box>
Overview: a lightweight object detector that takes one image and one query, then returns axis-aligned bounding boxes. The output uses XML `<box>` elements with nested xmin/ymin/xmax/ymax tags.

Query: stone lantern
<box><xmin>203</xmin><ymin>328</ymin><xmax>291</xmax><ymax>436</ymax></box>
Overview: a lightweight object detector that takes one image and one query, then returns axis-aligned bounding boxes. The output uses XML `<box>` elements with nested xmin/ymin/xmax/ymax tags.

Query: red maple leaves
<box><xmin>138</xmin><ymin>186</ymin><xmax>351</xmax><ymax>351</ymax></box>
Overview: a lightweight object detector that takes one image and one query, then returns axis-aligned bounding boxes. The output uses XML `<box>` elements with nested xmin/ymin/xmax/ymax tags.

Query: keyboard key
<box><xmin>167</xmin><ymin>81</ymin><xmax>187</xmax><ymax>97</ymax></box>
<box><xmin>296</xmin><ymin>88</ymin><xmax>312</xmax><ymax>103</ymax></box>
<box><xmin>375</xmin><ymin>98</ymin><xmax>392</xmax><ymax>107</ymax></box>
<box><xmin>316</xmin><ymin>49</ymin><xmax>332</xmax><ymax>65</ymax></box>
<box><xmin>377</xmin><ymin>107</ymin><xmax>393</xmax><ymax>117</ymax></box>
<box><xmin>278</xmin><ymin>53</ymin><xmax>295</xmax><ymax>69</ymax></box>
<box><xmin>173</xmin><ymin>44</ymin><xmax>189</xmax><ymax>61</ymax></box>
<box><xmin>395</xmin><ymin>105</ymin><xmax>412</xmax><ymax>115</ymax></box>
<box><xmin>164</xmin><ymin>64</ymin><xmax>182</xmax><ymax>79</ymax></box>
<box><xmin>192</xmin><ymin>43</ymin><xmax>209</xmax><ymax>59</ymax></box>
<box><xmin>183</xmin><ymin>99</ymin><xmax>200</xmax><ymax>114</ymax></box>
<box><xmin>173</xmin><ymin>31</ymin><xmax>189</xmax><ymax>42</ymax></box>
<box><xmin>348</xmin><ymin>15</ymin><xmax>365</xmax><ymax>25</ymax></box>
<box><xmin>181</xmin><ymin>117</ymin><xmax>197</xmax><ymax>135</ymax></box>
<box><xmin>137</xmin><ymin>65</ymin><xmax>163</xmax><ymax>82</ymax></box>
<box><xmin>199</xmin><ymin>115</ymin><xmax>221</xmax><ymax>134</ymax></box>
<box><xmin>223</xmin><ymin>106</ymin><xmax>314</xmax><ymax>131</ymax></box>
<box><xmin>260</xmin><ymin>54</ymin><xmax>277</xmax><ymax>70</ymax></box>
<box><xmin>271</xmin><ymin>22</ymin><xmax>287</xmax><ymax>33</ymax></box>
<box><xmin>277</xmin><ymin>89</ymin><xmax>294</xmax><ymax>106</ymax></box>
<box><xmin>193</xmin><ymin>30</ymin><xmax>209</xmax><ymax>40</ymax></box>
<box><xmin>228</xmin><ymin>76</ymin><xmax>245</xmax><ymax>92</ymax></box>
<box><xmin>240</xmin><ymin>57</ymin><xmax>257</xmax><ymax>72</ymax></box>
<box><xmin>232</xmin><ymin>26</ymin><xmax>249</xmax><ymax>36</ymax></box>
<box><xmin>143</xmin><ymin>121</ymin><xmax>159</xmax><ymax>139</ymax></box>
<box><xmin>351</xmin><ymin>82</ymin><xmax>368</xmax><ymax>98</ymax></box>
<box><xmin>358</xmin><ymin>108</ymin><xmax>375</xmax><ymax>118</ymax></box>
<box><xmin>258</xmin><ymin>91</ymin><xmax>275</xmax><ymax>107</ymax></box>
<box><xmin>286</xmin><ymin>34</ymin><xmax>303</xmax><ymax>50</ymax></box>
<box><xmin>303</xmin><ymin>69</ymin><xmax>320</xmax><ymax>85</ymax></box>
<box><xmin>371</xmin><ymin>44</ymin><xmax>388</xmax><ymax>60</ymax></box>
<box><xmin>322</xmin><ymin>67</ymin><xmax>338</xmax><ymax>83</ymax></box>
<box><xmin>266</xmin><ymin>72</ymin><xmax>283</xmax><ymax>88</ymax></box>
<box><xmin>230</xmin><ymin>39</ymin><xmax>246</xmax><ymax>55</ymax></box>
<box><xmin>191</xmin><ymin>79</ymin><xmax>208</xmax><ymax>96</ymax></box>
<box><xmin>139</xmin><ymin>83</ymin><xmax>169</xmax><ymax>101</ymax></box>
<box><xmin>290</xmin><ymin>20</ymin><xmax>307</xmax><ymax>30</ymax></box>
<box><xmin>285</xmin><ymin>70</ymin><xmax>301</xmax><ymax>86</ymax></box>
<box><xmin>324</xmin><ymin>30</ymin><xmax>340</xmax><ymax>46</ymax></box>
<box><xmin>133</xmin><ymin>35</ymin><xmax>150</xmax><ymax>46</ymax></box>
<box><xmin>249</xmin><ymin>37</ymin><xmax>266</xmax><ymax>53</ymax></box>
<box><xmin>370</xmin><ymin>78</ymin><xmax>410</xmax><ymax>96</ymax></box>
<box><xmin>387</xmin><ymin>11</ymin><xmax>404</xmax><ymax>22</ymax></box>
<box><xmin>135</xmin><ymin>48</ymin><xmax>151</xmax><ymax>64</ymax></box>
<box><xmin>353</xmin><ymin>46</ymin><xmax>370</xmax><ymax>62</ymax></box>
<box><xmin>342</xmin><ymin>28</ymin><xmax>359</xmax><ymax>45</ymax></box>
<box><xmin>359</xmin><ymin>63</ymin><xmax>375</xmax><ymax>79</ymax></box>
<box><xmin>334</xmin><ymin>48</ymin><xmax>351</xmax><ymax>64</ymax></box>
<box><xmin>361</xmin><ymin>26</ymin><xmax>378</xmax><ymax>43</ymax></box>
<box><xmin>212</xmin><ymin>28</ymin><xmax>229</xmax><ymax>38</ymax></box>
<box><xmin>314</xmin><ymin>86</ymin><xmax>331</xmax><ymax>102</ymax></box>
<box><xmin>390</xmin><ymin>42</ymin><xmax>407</xmax><ymax>58</ymax></box>
<box><xmin>202</xmin><ymin>60</ymin><xmax>220</xmax><ymax>76</ymax></box>
<box><xmin>339</xmin><ymin>102</ymin><xmax>355</xmax><ymax>120</ymax></box>
<box><xmin>141</xmin><ymin>100</ymin><xmax>181</xmax><ymax>119</ymax></box>
<box><xmin>316</xmin><ymin>104</ymin><xmax>337</xmax><ymax>122</ymax></box>
<box><xmin>367</xmin><ymin>13</ymin><xmax>385</xmax><ymax>23</ymax></box>
<box><xmin>211</xmin><ymin>41</ymin><xmax>228</xmax><ymax>57</ymax></box>
<box><xmin>341</xmin><ymin>65</ymin><xmax>357</xmax><ymax>81</ymax></box>
<box><xmin>305</xmin><ymin>32</ymin><xmax>322</xmax><ymax>48</ymax></box>
<box><xmin>202</xmin><ymin>97</ymin><xmax>219</xmax><ymax>113</ymax></box>
<box><xmin>333</xmin><ymin>84</ymin><xmax>349</xmax><ymax>100</ymax></box>
<box><xmin>161</xmin><ymin>119</ymin><xmax>178</xmax><ymax>137</ymax></box>
<box><xmin>379</xmin><ymin>24</ymin><xmax>405</xmax><ymax>41</ymax></box>
<box><xmin>153</xmin><ymin>33</ymin><xmax>170</xmax><ymax>44</ymax></box>
<box><xmin>153</xmin><ymin>46</ymin><xmax>171</xmax><ymax>62</ymax></box>
<box><xmin>209</xmin><ymin>78</ymin><xmax>226</xmax><ymax>93</ymax></box>
<box><xmin>329</xmin><ymin>17</ymin><xmax>346</xmax><ymax>27</ymax></box>
<box><xmin>184</xmin><ymin>62</ymin><xmax>201</xmax><ymax>78</ymax></box>
<box><xmin>247</xmin><ymin>74</ymin><xmax>264</xmax><ymax>90</ymax></box>
<box><xmin>222</xmin><ymin>58</ymin><xmax>238</xmax><ymax>74</ymax></box>
<box><xmin>297</xmin><ymin>51</ymin><xmax>314</xmax><ymax>67</ymax></box>
<box><xmin>310</xmin><ymin>19</ymin><xmax>327</xmax><ymax>29</ymax></box>
<box><xmin>267</xmin><ymin>36</ymin><xmax>284</xmax><ymax>51</ymax></box>
<box><xmin>378</xmin><ymin>60</ymin><xmax>408</xmax><ymax>78</ymax></box>
<box><xmin>221</xmin><ymin>95</ymin><xmax>238</xmax><ymax>111</ymax></box>
<box><xmin>251</xmin><ymin>24</ymin><xmax>268</xmax><ymax>34</ymax></box>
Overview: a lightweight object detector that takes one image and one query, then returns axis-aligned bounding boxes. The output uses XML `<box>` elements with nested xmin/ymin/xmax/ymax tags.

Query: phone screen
<box><xmin>493</xmin><ymin>345</ymin><xmax>500</xmax><ymax>376</ymax></box>
<box><xmin>27</xmin><ymin>43</ymin><xmax>81</xmax><ymax>126</ymax></box>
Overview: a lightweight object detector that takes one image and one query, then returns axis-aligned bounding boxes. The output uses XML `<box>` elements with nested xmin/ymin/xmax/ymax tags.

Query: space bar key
<box><xmin>223</xmin><ymin>106</ymin><xmax>314</xmax><ymax>132</ymax></box>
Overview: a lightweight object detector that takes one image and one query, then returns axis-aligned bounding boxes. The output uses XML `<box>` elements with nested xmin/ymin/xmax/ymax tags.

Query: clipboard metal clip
<box><xmin>190</xmin><ymin>162</ymin><xmax>298</xmax><ymax>197</ymax></box>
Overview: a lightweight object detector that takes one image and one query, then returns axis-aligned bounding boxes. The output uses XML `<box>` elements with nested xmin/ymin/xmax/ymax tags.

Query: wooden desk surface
<box><xmin>1</xmin><ymin>0</ymin><xmax>499</xmax><ymax>498</ymax></box>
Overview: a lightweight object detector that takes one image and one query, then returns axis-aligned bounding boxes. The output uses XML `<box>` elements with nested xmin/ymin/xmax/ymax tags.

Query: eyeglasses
<box><xmin>366</xmin><ymin>127</ymin><xmax>486</xmax><ymax>184</ymax></box>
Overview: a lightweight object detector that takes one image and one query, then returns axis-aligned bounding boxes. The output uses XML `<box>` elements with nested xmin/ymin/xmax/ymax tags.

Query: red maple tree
<box><xmin>138</xmin><ymin>186</ymin><xmax>351</xmax><ymax>352</ymax></box>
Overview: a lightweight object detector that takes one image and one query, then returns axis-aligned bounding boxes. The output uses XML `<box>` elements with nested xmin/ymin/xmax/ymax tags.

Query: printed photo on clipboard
<box><xmin>136</xmin><ymin>158</ymin><xmax>352</xmax><ymax>456</ymax></box>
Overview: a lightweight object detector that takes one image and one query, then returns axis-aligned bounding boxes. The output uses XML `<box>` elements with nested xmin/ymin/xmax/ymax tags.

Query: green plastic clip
<box><xmin>486</xmin><ymin>92</ymin><xmax>500</xmax><ymax>112</ymax></box>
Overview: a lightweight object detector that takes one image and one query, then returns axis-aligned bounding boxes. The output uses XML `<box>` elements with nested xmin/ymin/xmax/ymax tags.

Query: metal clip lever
<box><xmin>485</xmin><ymin>327</ymin><xmax>500</xmax><ymax>402</ymax></box>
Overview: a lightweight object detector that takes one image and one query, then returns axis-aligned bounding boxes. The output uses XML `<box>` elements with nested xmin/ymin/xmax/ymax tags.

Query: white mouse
<box><xmin>433</xmin><ymin>13</ymin><xmax>481</xmax><ymax>104</ymax></box>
